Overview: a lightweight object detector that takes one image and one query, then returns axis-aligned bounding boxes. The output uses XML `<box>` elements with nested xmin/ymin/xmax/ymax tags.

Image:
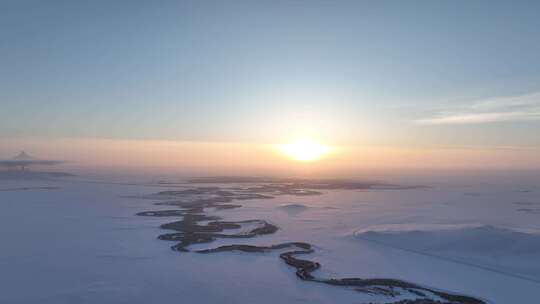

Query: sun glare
<box><xmin>278</xmin><ymin>139</ymin><xmax>330</xmax><ymax>162</ymax></box>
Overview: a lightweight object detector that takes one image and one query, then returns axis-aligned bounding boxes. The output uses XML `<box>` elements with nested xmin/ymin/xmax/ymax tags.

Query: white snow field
<box><xmin>1</xmin><ymin>171</ymin><xmax>539</xmax><ymax>303</ymax></box>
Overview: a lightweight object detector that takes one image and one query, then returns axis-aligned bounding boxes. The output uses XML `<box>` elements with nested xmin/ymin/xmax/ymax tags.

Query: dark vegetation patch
<box><xmin>513</xmin><ymin>201</ymin><xmax>539</xmax><ymax>206</ymax></box>
<box><xmin>516</xmin><ymin>208</ymin><xmax>540</xmax><ymax>214</ymax></box>
<box><xmin>0</xmin><ymin>186</ymin><xmax>60</xmax><ymax>192</ymax></box>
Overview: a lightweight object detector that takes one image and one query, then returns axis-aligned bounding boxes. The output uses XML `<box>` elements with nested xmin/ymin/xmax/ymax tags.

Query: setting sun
<box><xmin>278</xmin><ymin>139</ymin><xmax>330</xmax><ymax>162</ymax></box>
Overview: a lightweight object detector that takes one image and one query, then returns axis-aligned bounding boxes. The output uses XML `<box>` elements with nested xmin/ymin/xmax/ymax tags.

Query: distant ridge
<box><xmin>12</xmin><ymin>151</ymin><xmax>34</xmax><ymax>161</ymax></box>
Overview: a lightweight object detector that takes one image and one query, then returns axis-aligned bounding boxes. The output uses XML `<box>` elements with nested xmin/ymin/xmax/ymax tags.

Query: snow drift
<box><xmin>355</xmin><ymin>224</ymin><xmax>540</xmax><ymax>281</ymax></box>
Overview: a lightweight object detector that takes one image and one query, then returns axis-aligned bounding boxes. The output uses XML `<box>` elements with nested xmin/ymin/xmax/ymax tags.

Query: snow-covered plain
<box><xmin>1</xmin><ymin>171</ymin><xmax>539</xmax><ymax>303</ymax></box>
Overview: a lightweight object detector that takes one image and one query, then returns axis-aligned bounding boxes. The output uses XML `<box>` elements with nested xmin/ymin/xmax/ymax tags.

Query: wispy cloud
<box><xmin>414</xmin><ymin>92</ymin><xmax>540</xmax><ymax>125</ymax></box>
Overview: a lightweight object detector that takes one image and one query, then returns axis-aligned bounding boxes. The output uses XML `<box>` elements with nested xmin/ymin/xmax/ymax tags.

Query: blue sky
<box><xmin>2</xmin><ymin>0</ymin><xmax>540</xmax><ymax>148</ymax></box>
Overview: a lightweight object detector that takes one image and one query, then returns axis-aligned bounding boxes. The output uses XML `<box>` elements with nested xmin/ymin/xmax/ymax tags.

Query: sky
<box><xmin>1</xmin><ymin>1</ymin><xmax>540</xmax><ymax>173</ymax></box>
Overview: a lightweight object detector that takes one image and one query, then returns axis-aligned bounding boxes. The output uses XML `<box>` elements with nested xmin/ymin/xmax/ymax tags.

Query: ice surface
<box><xmin>277</xmin><ymin>203</ymin><xmax>310</xmax><ymax>216</ymax></box>
<box><xmin>355</xmin><ymin>224</ymin><xmax>540</xmax><ymax>281</ymax></box>
<box><xmin>1</xmin><ymin>171</ymin><xmax>539</xmax><ymax>303</ymax></box>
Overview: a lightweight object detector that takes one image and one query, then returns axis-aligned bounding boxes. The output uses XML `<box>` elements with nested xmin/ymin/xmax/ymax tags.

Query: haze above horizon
<box><xmin>1</xmin><ymin>1</ymin><xmax>540</xmax><ymax>173</ymax></box>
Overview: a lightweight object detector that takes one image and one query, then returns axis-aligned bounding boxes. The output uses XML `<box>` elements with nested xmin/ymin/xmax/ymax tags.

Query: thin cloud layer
<box><xmin>415</xmin><ymin>92</ymin><xmax>540</xmax><ymax>125</ymax></box>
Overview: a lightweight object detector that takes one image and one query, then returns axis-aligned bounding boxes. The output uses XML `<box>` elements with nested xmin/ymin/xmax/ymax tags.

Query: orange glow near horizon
<box><xmin>278</xmin><ymin>139</ymin><xmax>330</xmax><ymax>162</ymax></box>
<box><xmin>2</xmin><ymin>137</ymin><xmax>540</xmax><ymax>176</ymax></box>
